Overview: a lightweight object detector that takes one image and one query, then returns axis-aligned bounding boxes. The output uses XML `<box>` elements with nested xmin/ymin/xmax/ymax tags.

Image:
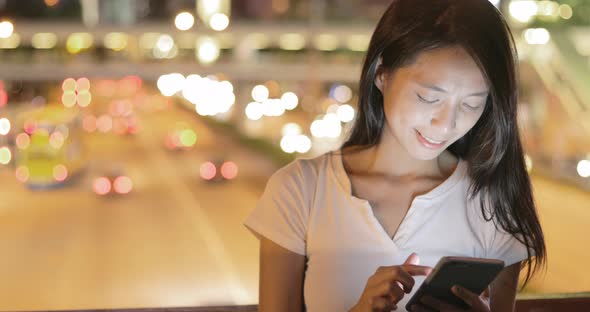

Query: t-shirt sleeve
<box><xmin>243</xmin><ymin>159</ymin><xmax>311</xmax><ymax>255</ymax></box>
<box><xmin>487</xmin><ymin>227</ymin><xmax>531</xmax><ymax>267</ymax></box>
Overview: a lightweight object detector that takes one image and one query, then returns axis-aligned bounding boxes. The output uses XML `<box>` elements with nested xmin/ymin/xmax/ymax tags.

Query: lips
<box><xmin>416</xmin><ymin>130</ymin><xmax>447</xmax><ymax>149</ymax></box>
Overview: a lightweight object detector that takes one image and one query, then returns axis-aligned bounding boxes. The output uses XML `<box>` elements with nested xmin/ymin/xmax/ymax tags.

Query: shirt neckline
<box><xmin>329</xmin><ymin>150</ymin><xmax>467</xmax><ymax>204</ymax></box>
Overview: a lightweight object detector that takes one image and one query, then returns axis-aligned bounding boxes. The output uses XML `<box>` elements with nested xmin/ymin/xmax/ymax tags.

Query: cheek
<box><xmin>385</xmin><ymin>98</ymin><xmax>427</xmax><ymax>128</ymax></box>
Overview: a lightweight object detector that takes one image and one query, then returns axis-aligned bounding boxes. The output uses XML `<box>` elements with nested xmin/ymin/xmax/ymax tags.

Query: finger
<box><xmin>373</xmin><ymin>267</ymin><xmax>415</xmax><ymax>293</ymax></box>
<box><xmin>372</xmin><ymin>279</ymin><xmax>405</xmax><ymax>302</ymax></box>
<box><xmin>370</xmin><ymin>296</ymin><xmax>395</xmax><ymax>312</ymax></box>
<box><xmin>402</xmin><ymin>264</ymin><xmax>434</xmax><ymax>277</ymax></box>
<box><xmin>482</xmin><ymin>286</ymin><xmax>491</xmax><ymax>299</ymax></box>
<box><xmin>404</xmin><ymin>252</ymin><xmax>420</xmax><ymax>265</ymax></box>
<box><xmin>452</xmin><ymin>285</ymin><xmax>479</xmax><ymax>308</ymax></box>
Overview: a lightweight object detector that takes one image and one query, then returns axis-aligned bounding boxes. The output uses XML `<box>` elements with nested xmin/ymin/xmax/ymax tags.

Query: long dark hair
<box><xmin>341</xmin><ymin>0</ymin><xmax>546</xmax><ymax>287</ymax></box>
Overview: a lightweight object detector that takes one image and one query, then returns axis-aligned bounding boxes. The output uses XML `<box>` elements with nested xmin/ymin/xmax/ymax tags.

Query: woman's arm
<box><xmin>259</xmin><ymin>235</ymin><xmax>306</xmax><ymax>312</ymax></box>
<box><xmin>490</xmin><ymin>261</ymin><xmax>522</xmax><ymax>311</ymax></box>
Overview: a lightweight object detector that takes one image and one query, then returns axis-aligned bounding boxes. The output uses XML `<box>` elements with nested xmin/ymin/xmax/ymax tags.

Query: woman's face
<box><xmin>376</xmin><ymin>46</ymin><xmax>489</xmax><ymax>160</ymax></box>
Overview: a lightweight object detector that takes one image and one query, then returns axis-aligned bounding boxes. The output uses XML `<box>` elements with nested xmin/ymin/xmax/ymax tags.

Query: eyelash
<box><xmin>417</xmin><ymin>94</ymin><xmax>438</xmax><ymax>104</ymax></box>
<box><xmin>463</xmin><ymin>104</ymin><xmax>479</xmax><ymax>110</ymax></box>
<box><xmin>417</xmin><ymin>93</ymin><xmax>480</xmax><ymax>110</ymax></box>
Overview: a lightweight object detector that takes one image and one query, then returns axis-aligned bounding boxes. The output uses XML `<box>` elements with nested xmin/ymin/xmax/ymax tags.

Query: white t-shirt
<box><xmin>244</xmin><ymin>151</ymin><xmax>529</xmax><ymax>312</ymax></box>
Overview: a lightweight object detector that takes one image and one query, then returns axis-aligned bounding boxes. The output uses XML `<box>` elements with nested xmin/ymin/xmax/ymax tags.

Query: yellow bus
<box><xmin>14</xmin><ymin>106</ymin><xmax>86</xmax><ymax>189</ymax></box>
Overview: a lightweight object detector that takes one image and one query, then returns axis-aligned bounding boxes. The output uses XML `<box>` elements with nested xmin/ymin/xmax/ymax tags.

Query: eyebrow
<box><xmin>418</xmin><ymin>83</ymin><xmax>488</xmax><ymax>97</ymax></box>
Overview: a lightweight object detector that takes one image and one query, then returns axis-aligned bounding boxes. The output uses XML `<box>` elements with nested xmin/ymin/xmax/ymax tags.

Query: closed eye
<box><xmin>463</xmin><ymin>103</ymin><xmax>482</xmax><ymax>110</ymax></box>
<box><xmin>417</xmin><ymin>93</ymin><xmax>438</xmax><ymax>104</ymax></box>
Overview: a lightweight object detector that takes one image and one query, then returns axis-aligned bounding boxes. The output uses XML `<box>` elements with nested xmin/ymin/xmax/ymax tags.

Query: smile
<box><xmin>416</xmin><ymin>130</ymin><xmax>447</xmax><ymax>149</ymax></box>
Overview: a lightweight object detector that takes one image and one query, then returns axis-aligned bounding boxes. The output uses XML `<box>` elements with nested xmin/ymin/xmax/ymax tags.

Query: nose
<box><xmin>430</xmin><ymin>102</ymin><xmax>457</xmax><ymax>135</ymax></box>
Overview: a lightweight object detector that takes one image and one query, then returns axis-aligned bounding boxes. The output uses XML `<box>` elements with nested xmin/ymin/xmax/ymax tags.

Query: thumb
<box><xmin>404</xmin><ymin>252</ymin><xmax>420</xmax><ymax>265</ymax></box>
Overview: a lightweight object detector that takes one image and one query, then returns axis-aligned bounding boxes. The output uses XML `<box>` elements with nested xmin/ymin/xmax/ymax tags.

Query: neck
<box><xmin>351</xmin><ymin>127</ymin><xmax>453</xmax><ymax>179</ymax></box>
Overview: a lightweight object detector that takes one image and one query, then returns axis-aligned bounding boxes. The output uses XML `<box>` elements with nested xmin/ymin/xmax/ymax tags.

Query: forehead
<box><xmin>400</xmin><ymin>46</ymin><xmax>488</xmax><ymax>90</ymax></box>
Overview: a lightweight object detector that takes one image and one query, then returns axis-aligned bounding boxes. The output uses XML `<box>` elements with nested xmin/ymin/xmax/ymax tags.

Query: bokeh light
<box><xmin>66</xmin><ymin>32</ymin><xmax>93</xmax><ymax>54</ymax></box>
<box><xmin>577</xmin><ymin>160</ymin><xmax>590</xmax><ymax>178</ymax></box>
<box><xmin>44</xmin><ymin>0</ymin><xmax>59</xmax><ymax>7</ymax></box>
<box><xmin>0</xmin><ymin>33</ymin><xmax>20</xmax><ymax>49</ymax></box>
<box><xmin>0</xmin><ymin>21</ymin><xmax>14</xmax><ymax>39</ymax></box>
<box><xmin>93</xmin><ymin>177</ymin><xmax>112</xmax><ymax>195</ymax></box>
<box><xmin>200</xmin><ymin>161</ymin><xmax>217</xmax><ymax>180</ymax></box>
<box><xmin>62</xmin><ymin>92</ymin><xmax>77</xmax><ymax>108</ymax></box>
<box><xmin>49</xmin><ymin>131</ymin><xmax>65</xmax><ymax>149</ymax></box>
<box><xmin>209</xmin><ymin>13</ymin><xmax>230</xmax><ymax>31</ymax></box>
<box><xmin>181</xmin><ymin>75</ymin><xmax>236</xmax><ymax>116</ymax></box>
<box><xmin>104</xmin><ymin>32</ymin><xmax>128</xmax><ymax>51</ymax></box>
<box><xmin>282</xmin><ymin>123</ymin><xmax>302</xmax><ymax>137</ymax></box>
<box><xmin>280</xmin><ymin>92</ymin><xmax>299</xmax><ymax>110</ymax></box>
<box><xmin>53</xmin><ymin>164</ymin><xmax>68</xmax><ymax>182</ymax></box>
<box><xmin>32</xmin><ymin>32</ymin><xmax>58</xmax><ymax>49</ymax></box>
<box><xmin>83</xmin><ymin>115</ymin><xmax>97</xmax><ymax>132</ymax></box>
<box><xmin>336</xmin><ymin>104</ymin><xmax>355</xmax><ymax>123</ymax></box>
<box><xmin>279</xmin><ymin>33</ymin><xmax>305</xmax><ymax>51</ymax></box>
<box><xmin>252</xmin><ymin>85</ymin><xmax>269</xmax><ymax>102</ymax></box>
<box><xmin>310</xmin><ymin>113</ymin><xmax>342</xmax><ymax>138</ymax></box>
<box><xmin>0</xmin><ymin>118</ymin><xmax>10</xmax><ymax>135</ymax></box>
<box><xmin>559</xmin><ymin>4</ymin><xmax>573</xmax><ymax>19</ymax></box>
<box><xmin>280</xmin><ymin>134</ymin><xmax>311</xmax><ymax>154</ymax></box>
<box><xmin>77</xmin><ymin>91</ymin><xmax>92</xmax><ymax>107</ymax></box>
<box><xmin>331</xmin><ymin>84</ymin><xmax>353</xmax><ymax>103</ymax></box>
<box><xmin>245</xmin><ymin>102</ymin><xmax>263</xmax><ymax>120</ymax></box>
<box><xmin>97</xmin><ymin>115</ymin><xmax>113</xmax><ymax>133</ymax></box>
<box><xmin>346</xmin><ymin>34</ymin><xmax>370</xmax><ymax>52</ymax></box>
<box><xmin>24</xmin><ymin>120</ymin><xmax>37</xmax><ymax>134</ymax></box>
<box><xmin>16</xmin><ymin>133</ymin><xmax>30</xmax><ymax>149</ymax></box>
<box><xmin>114</xmin><ymin>176</ymin><xmax>133</xmax><ymax>194</ymax></box>
<box><xmin>313</xmin><ymin>34</ymin><xmax>339</xmax><ymax>51</ymax></box>
<box><xmin>524</xmin><ymin>28</ymin><xmax>550</xmax><ymax>45</ymax></box>
<box><xmin>0</xmin><ymin>89</ymin><xmax>7</xmax><ymax>108</ymax></box>
<box><xmin>220</xmin><ymin>161</ymin><xmax>238</xmax><ymax>180</ymax></box>
<box><xmin>197</xmin><ymin>37</ymin><xmax>220</xmax><ymax>64</ymax></box>
<box><xmin>175</xmin><ymin>12</ymin><xmax>195</xmax><ymax>31</ymax></box>
<box><xmin>62</xmin><ymin>78</ymin><xmax>77</xmax><ymax>92</ymax></box>
<box><xmin>0</xmin><ymin>146</ymin><xmax>11</xmax><ymax>165</ymax></box>
<box><xmin>16</xmin><ymin>166</ymin><xmax>30</xmax><ymax>183</ymax></box>
<box><xmin>180</xmin><ymin>129</ymin><xmax>197</xmax><ymax>147</ymax></box>
<box><xmin>157</xmin><ymin>73</ymin><xmax>185</xmax><ymax>96</ymax></box>
<box><xmin>509</xmin><ymin>0</ymin><xmax>538</xmax><ymax>23</ymax></box>
<box><xmin>76</xmin><ymin>77</ymin><xmax>90</xmax><ymax>91</ymax></box>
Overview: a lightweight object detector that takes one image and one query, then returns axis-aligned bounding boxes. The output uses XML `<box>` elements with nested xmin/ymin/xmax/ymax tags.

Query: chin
<box><xmin>407</xmin><ymin>142</ymin><xmax>447</xmax><ymax>161</ymax></box>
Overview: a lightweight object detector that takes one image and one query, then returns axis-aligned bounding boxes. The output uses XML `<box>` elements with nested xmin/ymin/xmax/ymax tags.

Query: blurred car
<box><xmin>200</xmin><ymin>158</ymin><xmax>238</xmax><ymax>183</ymax></box>
<box><xmin>92</xmin><ymin>168</ymin><xmax>133</xmax><ymax>196</ymax></box>
<box><xmin>14</xmin><ymin>106</ymin><xmax>86</xmax><ymax>190</ymax></box>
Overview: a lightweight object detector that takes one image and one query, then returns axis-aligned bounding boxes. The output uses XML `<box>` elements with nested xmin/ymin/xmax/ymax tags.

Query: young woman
<box><xmin>244</xmin><ymin>0</ymin><xmax>546</xmax><ymax>311</ymax></box>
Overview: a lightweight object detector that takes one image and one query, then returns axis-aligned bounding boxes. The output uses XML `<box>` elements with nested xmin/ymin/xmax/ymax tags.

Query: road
<box><xmin>0</xmin><ymin>92</ymin><xmax>276</xmax><ymax>310</ymax></box>
<box><xmin>0</xmin><ymin>85</ymin><xmax>588</xmax><ymax>310</ymax></box>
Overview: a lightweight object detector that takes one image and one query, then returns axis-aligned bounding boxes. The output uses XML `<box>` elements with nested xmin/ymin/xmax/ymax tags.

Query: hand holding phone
<box><xmin>406</xmin><ymin>256</ymin><xmax>504</xmax><ymax>311</ymax></box>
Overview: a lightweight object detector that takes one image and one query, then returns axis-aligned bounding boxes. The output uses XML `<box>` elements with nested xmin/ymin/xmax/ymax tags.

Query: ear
<box><xmin>373</xmin><ymin>56</ymin><xmax>385</xmax><ymax>93</ymax></box>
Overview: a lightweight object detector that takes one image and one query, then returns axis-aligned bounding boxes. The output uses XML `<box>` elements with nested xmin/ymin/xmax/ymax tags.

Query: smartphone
<box><xmin>406</xmin><ymin>256</ymin><xmax>505</xmax><ymax>311</ymax></box>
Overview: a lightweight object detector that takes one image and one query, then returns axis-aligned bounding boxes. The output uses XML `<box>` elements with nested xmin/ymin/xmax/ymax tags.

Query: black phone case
<box><xmin>405</xmin><ymin>257</ymin><xmax>504</xmax><ymax>311</ymax></box>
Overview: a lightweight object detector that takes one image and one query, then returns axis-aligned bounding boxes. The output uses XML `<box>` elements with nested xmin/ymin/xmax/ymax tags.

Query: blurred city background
<box><xmin>0</xmin><ymin>0</ymin><xmax>589</xmax><ymax>310</ymax></box>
